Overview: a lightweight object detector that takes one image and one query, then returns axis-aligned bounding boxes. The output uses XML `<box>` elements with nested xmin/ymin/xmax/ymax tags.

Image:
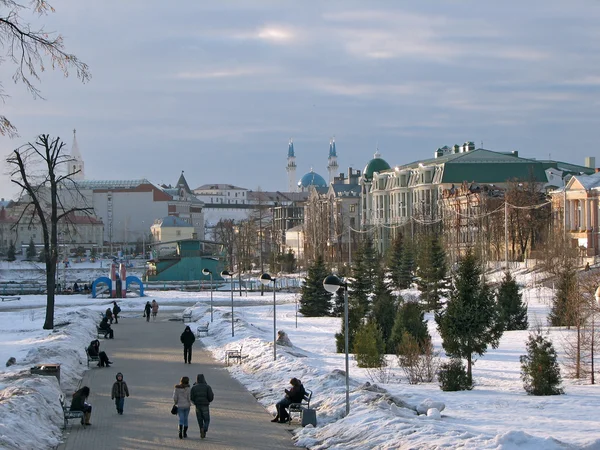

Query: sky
<box><xmin>1</xmin><ymin>1</ymin><xmax>600</xmax><ymax>200</ymax></box>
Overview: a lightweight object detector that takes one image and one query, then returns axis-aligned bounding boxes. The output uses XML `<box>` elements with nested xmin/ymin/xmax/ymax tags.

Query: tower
<box><xmin>286</xmin><ymin>138</ymin><xmax>297</xmax><ymax>192</ymax></box>
<box><xmin>327</xmin><ymin>137</ymin><xmax>338</xmax><ymax>184</ymax></box>
<box><xmin>70</xmin><ymin>129</ymin><xmax>85</xmax><ymax>180</ymax></box>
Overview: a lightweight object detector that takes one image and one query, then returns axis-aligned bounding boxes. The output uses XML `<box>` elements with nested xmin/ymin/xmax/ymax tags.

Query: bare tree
<box><xmin>7</xmin><ymin>134</ymin><xmax>92</xmax><ymax>329</ymax></box>
<box><xmin>0</xmin><ymin>0</ymin><xmax>90</xmax><ymax>136</ymax></box>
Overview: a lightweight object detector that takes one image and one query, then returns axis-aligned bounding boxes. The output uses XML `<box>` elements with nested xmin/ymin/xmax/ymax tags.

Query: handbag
<box><xmin>171</xmin><ymin>405</ymin><xmax>178</xmax><ymax>415</ymax></box>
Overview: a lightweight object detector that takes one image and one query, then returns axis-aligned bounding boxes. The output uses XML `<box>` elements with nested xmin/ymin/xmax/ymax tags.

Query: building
<box><xmin>151</xmin><ymin>216</ymin><xmax>195</xmax><ymax>256</ymax></box>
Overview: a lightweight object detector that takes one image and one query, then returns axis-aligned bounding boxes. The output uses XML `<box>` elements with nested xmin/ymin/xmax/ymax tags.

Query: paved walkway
<box><xmin>58</xmin><ymin>314</ymin><xmax>297</xmax><ymax>450</ymax></box>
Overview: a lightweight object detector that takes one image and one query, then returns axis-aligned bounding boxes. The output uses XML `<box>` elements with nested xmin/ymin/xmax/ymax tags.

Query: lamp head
<box><xmin>202</xmin><ymin>268</ymin><xmax>211</xmax><ymax>276</ymax></box>
<box><xmin>323</xmin><ymin>274</ymin><xmax>343</xmax><ymax>293</ymax></box>
<box><xmin>259</xmin><ymin>273</ymin><xmax>273</xmax><ymax>285</ymax></box>
<box><xmin>220</xmin><ymin>270</ymin><xmax>233</xmax><ymax>278</ymax></box>
<box><xmin>595</xmin><ymin>286</ymin><xmax>600</xmax><ymax>301</ymax></box>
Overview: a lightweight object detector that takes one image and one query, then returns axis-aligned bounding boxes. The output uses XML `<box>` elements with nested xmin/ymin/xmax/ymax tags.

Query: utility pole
<box><xmin>505</xmin><ymin>200</ymin><xmax>509</xmax><ymax>270</ymax></box>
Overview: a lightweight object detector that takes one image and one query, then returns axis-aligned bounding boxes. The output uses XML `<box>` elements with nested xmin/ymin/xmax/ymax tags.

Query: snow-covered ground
<box><xmin>0</xmin><ymin>270</ymin><xmax>599</xmax><ymax>449</ymax></box>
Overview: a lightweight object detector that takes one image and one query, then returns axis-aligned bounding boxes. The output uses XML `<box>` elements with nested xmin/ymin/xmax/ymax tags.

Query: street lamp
<box><xmin>259</xmin><ymin>272</ymin><xmax>277</xmax><ymax>361</ymax></box>
<box><xmin>593</xmin><ymin>286</ymin><xmax>600</xmax><ymax>385</ymax></box>
<box><xmin>221</xmin><ymin>270</ymin><xmax>234</xmax><ymax>337</ymax></box>
<box><xmin>202</xmin><ymin>268</ymin><xmax>214</xmax><ymax>323</ymax></box>
<box><xmin>323</xmin><ymin>274</ymin><xmax>349</xmax><ymax>416</ymax></box>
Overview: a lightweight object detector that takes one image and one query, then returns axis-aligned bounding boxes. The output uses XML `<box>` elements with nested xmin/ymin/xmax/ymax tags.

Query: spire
<box><xmin>286</xmin><ymin>138</ymin><xmax>297</xmax><ymax>192</ymax></box>
<box><xmin>176</xmin><ymin>170</ymin><xmax>192</xmax><ymax>195</ymax></box>
<box><xmin>327</xmin><ymin>136</ymin><xmax>338</xmax><ymax>184</ymax></box>
<box><xmin>288</xmin><ymin>138</ymin><xmax>295</xmax><ymax>158</ymax></box>
<box><xmin>70</xmin><ymin>128</ymin><xmax>85</xmax><ymax>180</ymax></box>
<box><xmin>71</xmin><ymin>129</ymin><xmax>82</xmax><ymax>159</ymax></box>
<box><xmin>329</xmin><ymin>137</ymin><xmax>337</xmax><ymax>157</ymax></box>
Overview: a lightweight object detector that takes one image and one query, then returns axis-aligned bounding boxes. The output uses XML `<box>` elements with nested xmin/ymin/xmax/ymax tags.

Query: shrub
<box><xmin>353</xmin><ymin>322</ymin><xmax>385</xmax><ymax>368</ymax></box>
<box><xmin>438</xmin><ymin>359</ymin><xmax>472</xmax><ymax>391</ymax></box>
<box><xmin>520</xmin><ymin>329</ymin><xmax>564</xmax><ymax>396</ymax></box>
<box><xmin>397</xmin><ymin>332</ymin><xmax>439</xmax><ymax>384</ymax></box>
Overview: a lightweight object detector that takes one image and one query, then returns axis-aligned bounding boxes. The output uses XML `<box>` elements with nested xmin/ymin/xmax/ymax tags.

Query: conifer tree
<box><xmin>549</xmin><ymin>266</ymin><xmax>578</xmax><ymax>327</ymax></box>
<box><xmin>26</xmin><ymin>238</ymin><xmax>36</xmax><ymax>260</ymax></box>
<box><xmin>335</xmin><ymin>294</ymin><xmax>365</xmax><ymax>353</ymax></box>
<box><xmin>353</xmin><ymin>321</ymin><xmax>385</xmax><ymax>368</ymax></box>
<box><xmin>299</xmin><ymin>254</ymin><xmax>332</xmax><ymax>317</ymax></box>
<box><xmin>371</xmin><ymin>266</ymin><xmax>398</xmax><ymax>352</ymax></box>
<box><xmin>398</xmin><ymin>239</ymin><xmax>415</xmax><ymax>289</ymax></box>
<box><xmin>38</xmin><ymin>246</ymin><xmax>46</xmax><ymax>263</ymax></box>
<box><xmin>520</xmin><ymin>329</ymin><xmax>563</xmax><ymax>395</ymax></box>
<box><xmin>388</xmin><ymin>233</ymin><xmax>404</xmax><ymax>291</ymax></box>
<box><xmin>7</xmin><ymin>242</ymin><xmax>16</xmax><ymax>262</ymax></box>
<box><xmin>416</xmin><ymin>233</ymin><xmax>448</xmax><ymax>311</ymax></box>
<box><xmin>391</xmin><ymin>300</ymin><xmax>430</xmax><ymax>352</ymax></box>
<box><xmin>349</xmin><ymin>238</ymin><xmax>378</xmax><ymax>315</ymax></box>
<box><xmin>435</xmin><ymin>250</ymin><xmax>503</xmax><ymax>384</ymax></box>
<box><xmin>497</xmin><ymin>271</ymin><xmax>528</xmax><ymax>331</ymax></box>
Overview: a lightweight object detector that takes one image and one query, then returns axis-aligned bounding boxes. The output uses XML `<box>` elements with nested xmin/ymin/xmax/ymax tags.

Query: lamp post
<box><xmin>593</xmin><ymin>286</ymin><xmax>600</xmax><ymax>385</ymax></box>
<box><xmin>203</xmin><ymin>268</ymin><xmax>214</xmax><ymax>323</ymax></box>
<box><xmin>323</xmin><ymin>274</ymin><xmax>349</xmax><ymax>416</ymax></box>
<box><xmin>221</xmin><ymin>270</ymin><xmax>234</xmax><ymax>336</ymax></box>
<box><xmin>260</xmin><ymin>272</ymin><xmax>277</xmax><ymax>361</ymax></box>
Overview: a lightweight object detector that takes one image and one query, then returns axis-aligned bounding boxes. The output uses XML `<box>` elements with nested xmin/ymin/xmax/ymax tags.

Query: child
<box><xmin>111</xmin><ymin>372</ymin><xmax>130</xmax><ymax>415</ymax></box>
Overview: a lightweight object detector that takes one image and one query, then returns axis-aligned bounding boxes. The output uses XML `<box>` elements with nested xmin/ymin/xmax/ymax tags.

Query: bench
<box><xmin>96</xmin><ymin>326</ymin><xmax>109</xmax><ymax>339</ymax></box>
<box><xmin>84</xmin><ymin>347</ymin><xmax>99</xmax><ymax>368</ymax></box>
<box><xmin>59</xmin><ymin>394</ymin><xmax>84</xmax><ymax>429</ymax></box>
<box><xmin>196</xmin><ymin>323</ymin><xmax>209</xmax><ymax>337</ymax></box>
<box><xmin>183</xmin><ymin>310</ymin><xmax>192</xmax><ymax>323</ymax></box>
<box><xmin>288</xmin><ymin>389</ymin><xmax>313</xmax><ymax>424</ymax></box>
<box><xmin>0</xmin><ymin>296</ymin><xmax>21</xmax><ymax>301</ymax></box>
<box><xmin>225</xmin><ymin>345</ymin><xmax>246</xmax><ymax>365</ymax></box>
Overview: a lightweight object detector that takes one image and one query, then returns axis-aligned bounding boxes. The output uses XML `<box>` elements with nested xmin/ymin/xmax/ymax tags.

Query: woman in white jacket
<box><xmin>173</xmin><ymin>376</ymin><xmax>192</xmax><ymax>439</ymax></box>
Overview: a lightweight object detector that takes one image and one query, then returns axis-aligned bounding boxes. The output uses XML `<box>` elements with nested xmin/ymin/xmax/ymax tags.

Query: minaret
<box><xmin>70</xmin><ymin>129</ymin><xmax>85</xmax><ymax>180</ymax></box>
<box><xmin>286</xmin><ymin>138</ymin><xmax>297</xmax><ymax>192</ymax></box>
<box><xmin>327</xmin><ymin>137</ymin><xmax>338</xmax><ymax>184</ymax></box>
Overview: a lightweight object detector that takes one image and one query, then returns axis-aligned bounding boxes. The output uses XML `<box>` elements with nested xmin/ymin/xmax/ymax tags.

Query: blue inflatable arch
<box><xmin>126</xmin><ymin>276</ymin><xmax>145</xmax><ymax>297</ymax></box>
<box><xmin>91</xmin><ymin>277</ymin><xmax>112</xmax><ymax>299</ymax></box>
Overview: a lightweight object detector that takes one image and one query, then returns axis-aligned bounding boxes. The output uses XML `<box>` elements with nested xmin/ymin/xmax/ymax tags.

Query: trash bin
<box><xmin>30</xmin><ymin>363</ymin><xmax>60</xmax><ymax>385</ymax></box>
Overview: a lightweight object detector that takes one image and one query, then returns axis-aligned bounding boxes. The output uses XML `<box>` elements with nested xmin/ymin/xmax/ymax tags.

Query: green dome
<box><xmin>363</xmin><ymin>153</ymin><xmax>391</xmax><ymax>180</ymax></box>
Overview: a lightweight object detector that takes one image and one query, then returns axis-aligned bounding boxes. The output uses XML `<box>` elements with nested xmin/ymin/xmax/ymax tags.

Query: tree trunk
<box><xmin>576</xmin><ymin>323</ymin><xmax>581</xmax><ymax>378</ymax></box>
<box><xmin>467</xmin><ymin>354</ymin><xmax>472</xmax><ymax>385</ymax></box>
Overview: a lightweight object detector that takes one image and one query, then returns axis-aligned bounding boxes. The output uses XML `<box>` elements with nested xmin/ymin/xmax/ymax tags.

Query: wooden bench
<box><xmin>182</xmin><ymin>310</ymin><xmax>193</xmax><ymax>322</ymax></box>
<box><xmin>0</xmin><ymin>296</ymin><xmax>21</xmax><ymax>302</ymax></box>
<box><xmin>288</xmin><ymin>389</ymin><xmax>313</xmax><ymax>424</ymax></box>
<box><xmin>60</xmin><ymin>394</ymin><xmax>84</xmax><ymax>429</ymax></box>
<box><xmin>84</xmin><ymin>347</ymin><xmax>99</xmax><ymax>368</ymax></box>
<box><xmin>196</xmin><ymin>323</ymin><xmax>209</xmax><ymax>337</ymax></box>
<box><xmin>225</xmin><ymin>345</ymin><xmax>246</xmax><ymax>365</ymax></box>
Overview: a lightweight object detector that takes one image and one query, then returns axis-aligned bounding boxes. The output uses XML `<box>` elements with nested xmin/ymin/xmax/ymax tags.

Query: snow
<box><xmin>0</xmin><ymin>270</ymin><xmax>599</xmax><ymax>449</ymax></box>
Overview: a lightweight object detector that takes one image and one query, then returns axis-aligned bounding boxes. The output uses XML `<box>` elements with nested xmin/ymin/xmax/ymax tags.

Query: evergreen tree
<box><xmin>416</xmin><ymin>233</ymin><xmax>448</xmax><ymax>311</ymax></box>
<box><xmin>26</xmin><ymin>238</ymin><xmax>36</xmax><ymax>260</ymax></box>
<box><xmin>549</xmin><ymin>266</ymin><xmax>578</xmax><ymax>327</ymax></box>
<box><xmin>371</xmin><ymin>266</ymin><xmax>398</xmax><ymax>352</ymax></box>
<box><xmin>353</xmin><ymin>322</ymin><xmax>385</xmax><ymax>368</ymax></box>
<box><xmin>38</xmin><ymin>246</ymin><xmax>46</xmax><ymax>263</ymax></box>
<box><xmin>398</xmin><ymin>239</ymin><xmax>415</xmax><ymax>289</ymax></box>
<box><xmin>391</xmin><ymin>300</ymin><xmax>430</xmax><ymax>352</ymax></box>
<box><xmin>332</xmin><ymin>288</ymin><xmax>345</xmax><ymax>317</ymax></box>
<box><xmin>7</xmin><ymin>242</ymin><xmax>16</xmax><ymax>262</ymax></box>
<box><xmin>497</xmin><ymin>271</ymin><xmax>528</xmax><ymax>331</ymax></box>
<box><xmin>435</xmin><ymin>250</ymin><xmax>503</xmax><ymax>384</ymax></box>
<box><xmin>335</xmin><ymin>293</ymin><xmax>365</xmax><ymax>353</ymax></box>
<box><xmin>520</xmin><ymin>329</ymin><xmax>563</xmax><ymax>395</ymax></box>
<box><xmin>349</xmin><ymin>238</ymin><xmax>377</xmax><ymax>316</ymax></box>
<box><xmin>299</xmin><ymin>254</ymin><xmax>332</xmax><ymax>317</ymax></box>
<box><xmin>388</xmin><ymin>233</ymin><xmax>404</xmax><ymax>291</ymax></box>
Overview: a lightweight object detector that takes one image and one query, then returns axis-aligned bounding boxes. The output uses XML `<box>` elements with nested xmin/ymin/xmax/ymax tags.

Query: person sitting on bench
<box><xmin>99</xmin><ymin>317</ymin><xmax>114</xmax><ymax>339</ymax></box>
<box><xmin>88</xmin><ymin>340</ymin><xmax>112</xmax><ymax>367</ymax></box>
<box><xmin>71</xmin><ymin>386</ymin><xmax>93</xmax><ymax>426</ymax></box>
<box><xmin>271</xmin><ymin>377</ymin><xmax>305</xmax><ymax>423</ymax></box>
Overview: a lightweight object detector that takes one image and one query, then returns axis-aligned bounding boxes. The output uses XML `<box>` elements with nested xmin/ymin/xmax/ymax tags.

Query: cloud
<box><xmin>174</xmin><ymin>67</ymin><xmax>274</xmax><ymax>80</ymax></box>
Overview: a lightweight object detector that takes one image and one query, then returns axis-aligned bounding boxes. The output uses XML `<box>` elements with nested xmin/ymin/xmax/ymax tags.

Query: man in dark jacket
<box><xmin>112</xmin><ymin>301</ymin><xmax>121</xmax><ymax>324</ymax></box>
<box><xmin>99</xmin><ymin>317</ymin><xmax>114</xmax><ymax>339</ymax></box>
<box><xmin>180</xmin><ymin>326</ymin><xmax>196</xmax><ymax>364</ymax></box>
<box><xmin>190</xmin><ymin>374</ymin><xmax>214</xmax><ymax>439</ymax></box>
<box><xmin>272</xmin><ymin>378</ymin><xmax>305</xmax><ymax>423</ymax></box>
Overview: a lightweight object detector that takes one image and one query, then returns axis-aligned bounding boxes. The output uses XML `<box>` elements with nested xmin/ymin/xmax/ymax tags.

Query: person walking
<box><xmin>190</xmin><ymin>374</ymin><xmax>214</xmax><ymax>439</ymax></box>
<box><xmin>71</xmin><ymin>386</ymin><xmax>93</xmax><ymax>426</ymax></box>
<box><xmin>112</xmin><ymin>301</ymin><xmax>121</xmax><ymax>324</ymax></box>
<box><xmin>180</xmin><ymin>326</ymin><xmax>196</xmax><ymax>364</ymax></box>
<box><xmin>111</xmin><ymin>372</ymin><xmax>130</xmax><ymax>415</ymax></box>
<box><xmin>144</xmin><ymin>301</ymin><xmax>151</xmax><ymax>322</ymax></box>
<box><xmin>173</xmin><ymin>376</ymin><xmax>192</xmax><ymax>439</ymax></box>
<box><xmin>151</xmin><ymin>299</ymin><xmax>159</xmax><ymax>320</ymax></box>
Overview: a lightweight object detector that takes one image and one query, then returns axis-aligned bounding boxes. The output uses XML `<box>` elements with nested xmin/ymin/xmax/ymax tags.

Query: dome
<box><xmin>363</xmin><ymin>152</ymin><xmax>391</xmax><ymax>181</ymax></box>
<box><xmin>298</xmin><ymin>170</ymin><xmax>328</xmax><ymax>189</ymax></box>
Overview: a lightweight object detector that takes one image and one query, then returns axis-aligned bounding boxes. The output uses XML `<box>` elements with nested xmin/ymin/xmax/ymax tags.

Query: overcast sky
<box><xmin>1</xmin><ymin>1</ymin><xmax>599</xmax><ymax>200</ymax></box>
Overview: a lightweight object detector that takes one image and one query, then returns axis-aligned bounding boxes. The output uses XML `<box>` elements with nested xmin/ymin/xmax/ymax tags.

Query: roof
<box><xmin>566</xmin><ymin>171</ymin><xmax>600</xmax><ymax>190</ymax></box>
<box><xmin>330</xmin><ymin>184</ymin><xmax>361</xmax><ymax>197</ymax></box>
<box><xmin>194</xmin><ymin>184</ymin><xmax>247</xmax><ymax>191</ymax></box>
<box><xmin>298</xmin><ymin>170</ymin><xmax>327</xmax><ymax>188</ymax></box>
<box><xmin>175</xmin><ymin>171</ymin><xmax>193</xmax><ymax>195</ymax></box>
<box><xmin>154</xmin><ymin>216</ymin><xmax>193</xmax><ymax>228</ymax></box>
<box><xmin>71</xmin><ymin>179</ymin><xmax>154</xmax><ymax>190</ymax></box>
<box><xmin>247</xmin><ymin>190</ymin><xmax>309</xmax><ymax>203</ymax></box>
<box><xmin>538</xmin><ymin>160</ymin><xmax>596</xmax><ymax>176</ymax></box>
<box><xmin>63</xmin><ymin>213</ymin><xmax>103</xmax><ymax>225</ymax></box>
<box><xmin>363</xmin><ymin>152</ymin><xmax>391</xmax><ymax>180</ymax></box>
<box><xmin>329</xmin><ymin>139</ymin><xmax>337</xmax><ymax>158</ymax></box>
<box><xmin>288</xmin><ymin>140</ymin><xmax>295</xmax><ymax>158</ymax></box>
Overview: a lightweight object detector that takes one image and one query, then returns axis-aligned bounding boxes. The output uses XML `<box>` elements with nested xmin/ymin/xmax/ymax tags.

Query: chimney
<box><xmin>585</xmin><ymin>157</ymin><xmax>596</xmax><ymax>168</ymax></box>
<box><xmin>435</xmin><ymin>148</ymin><xmax>444</xmax><ymax>158</ymax></box>
<box><xmin>512</xmin><ymin>150</ymin><xmax>519</xmax><ymax>157</ymax></box>
<box><xmin>453</xmin><ymin>144</ymin><xmax>460</xmax><ymax>154</ymax></box>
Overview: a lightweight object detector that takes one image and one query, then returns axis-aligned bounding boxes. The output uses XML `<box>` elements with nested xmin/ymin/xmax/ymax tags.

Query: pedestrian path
<box><xmin>58</xmin><ymin>315</ymin><xmax>297</xmax><ymax>449</ymax></box>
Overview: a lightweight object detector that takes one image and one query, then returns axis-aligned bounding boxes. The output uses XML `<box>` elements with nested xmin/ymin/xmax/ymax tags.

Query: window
<box><xmin>350</xmin><ymin>204</ymin><xmax>356</xmax><ymax>213</ymax></box>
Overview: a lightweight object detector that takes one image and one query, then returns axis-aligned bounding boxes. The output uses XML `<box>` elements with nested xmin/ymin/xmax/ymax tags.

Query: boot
<box><xmin>200</xmin><ymin>427</ymin><xmax>206</xmax><ymax>439</ymax></box>
<box><xmin>84</xmin><ymin>412</ymin><xmax>92</xmax><ymax>426</ymax></box>
<box><xmin>183</xmin><ymin>426</ymin><xmax>188</xmax><ymax>438</ymax></box>
<box><xmin>178</xmin><ymin>425</ymin><xmax>183</xmax><ymax>439</ymax></box>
